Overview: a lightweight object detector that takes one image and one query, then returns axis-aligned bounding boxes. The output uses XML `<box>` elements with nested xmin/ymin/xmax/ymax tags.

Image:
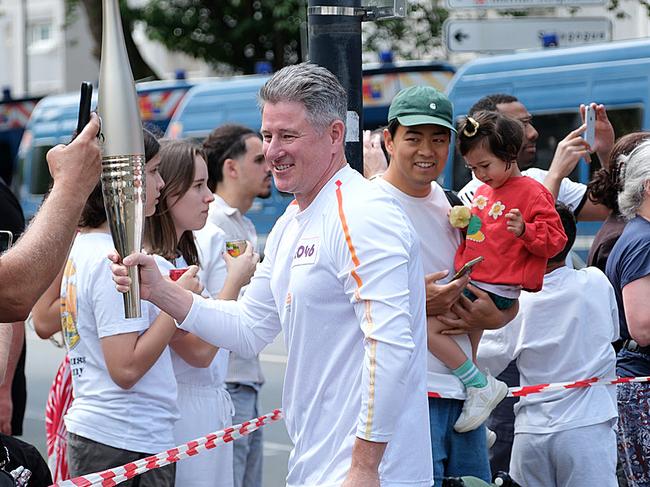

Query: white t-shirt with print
<box><xmin>63</xmin><ymin>232</ymin><xmax>179</xmax><ymax>453</ymax></box>
<box><xmin>178</xmin><ymin>165</ymin><xmax>433</xmax><ymax>487</ymax></box>
<box><xmin>477</xmin><ymin>266</ymin><xmax>619</xmax><ymax>434</ymax></box>
<box><xmin>458</xmin><ymin>167</ymin><xmax>586</xmax><ymax>211</ymax></box>
<box><xmin>376</xmin><ymin>178</ymin><xmax>471</xmax><ymax>400</ymax></box>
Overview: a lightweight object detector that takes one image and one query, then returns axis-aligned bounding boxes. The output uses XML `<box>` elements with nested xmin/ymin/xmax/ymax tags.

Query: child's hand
<box><xmin>505</xmin><ymin>208</ymin><xmax>525</xmax><ymax>237</ymax></box>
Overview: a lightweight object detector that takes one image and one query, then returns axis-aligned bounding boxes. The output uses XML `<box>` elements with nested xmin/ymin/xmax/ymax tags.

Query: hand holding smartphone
<box><xmin>451</xmin><ymin>256</ymin><xmax>484</xmax><ymax>281</ymax></box>
<box><xmin>583</xmin><ymin>103</ymin><xmax>596</xmax><ymax>148</ymax></box>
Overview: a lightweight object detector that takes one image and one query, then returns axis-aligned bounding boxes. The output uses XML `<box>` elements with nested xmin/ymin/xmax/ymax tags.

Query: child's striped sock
<box><xmin>452</xmin><ymin>359</ymin><xmax>488</xmax><ymax>389</ymax></box>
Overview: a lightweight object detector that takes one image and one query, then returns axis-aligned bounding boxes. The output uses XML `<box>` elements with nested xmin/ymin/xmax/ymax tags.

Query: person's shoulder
<box><xmin>71</xmin><ymin>233</ymin><xmax>115</xmax><ymax>269</ymax></box>
<box><xmin>617</xmin><ymin>217</ymin><xmax>650</xmax><ymax>248</ymax></box>
<box><xmin>340</xmin><ymin>171</ymin><xmax>405</xmax><ymax>217</ymax></box>
<box><xmin>521</xmin><ymin>167</ymin><xmax>547</xmax><ymax>180</ymax></box>
<box><xmin>580</xmin><ymin>265</ymin><xmax>612</xmax><ymax>286</ymax></box>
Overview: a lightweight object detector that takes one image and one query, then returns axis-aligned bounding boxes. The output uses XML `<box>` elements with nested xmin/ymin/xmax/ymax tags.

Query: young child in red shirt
<box><xmin>428</xmin><ymin>110</ymin><xmax>567</xmax><ymax>434</ymax></box>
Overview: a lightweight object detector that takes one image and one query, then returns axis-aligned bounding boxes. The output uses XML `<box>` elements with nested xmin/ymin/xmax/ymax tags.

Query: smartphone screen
<box><xmin>584</xmin><ymin>104</ymin><xmax>596</xmax><ymax>147</ymax></box>
<box><xmin>0</xmin><ymin>231</ymin><xmax>13</xmax><ymax>253</ymax></box>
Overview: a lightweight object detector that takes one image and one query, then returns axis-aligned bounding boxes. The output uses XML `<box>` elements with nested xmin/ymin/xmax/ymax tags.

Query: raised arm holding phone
<box><xmin>0</xmin><ymin>112</ymin><xmax>101</xmax><ymax>322</ymax></box>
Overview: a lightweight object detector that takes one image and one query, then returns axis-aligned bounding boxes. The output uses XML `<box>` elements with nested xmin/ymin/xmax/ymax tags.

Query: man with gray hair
<box><xmin>111</xmin><ymin>63</ymin><xmax>432</xmax><ymax>486</ymax></box>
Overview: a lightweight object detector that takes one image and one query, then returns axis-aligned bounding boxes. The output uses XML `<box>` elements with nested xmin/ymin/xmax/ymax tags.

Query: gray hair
<box><xmin>258</xmin><ymin>63</ymin><xmax>347</xmax><ymax>133</ymax></box>
<box><xmin>618</xmin><ymin>139</ymin><xmax>650</xmax><ymax>220</ymax></box>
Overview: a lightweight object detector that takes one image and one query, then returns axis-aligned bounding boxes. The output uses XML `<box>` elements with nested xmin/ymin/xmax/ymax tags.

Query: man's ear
<box><xmin>384</xmin><ymin>128</ymin><xmax>395</xmax><ymax>157</ymax></box>
<box><xmin>329</xmin><ymin>119</ymin><xmax>346</xmax><ymax>146</ymax></box>
<box><xmin>223</xmin><ymin>158</ymin><xmax>239</xmax><ymax>179</ymax></box>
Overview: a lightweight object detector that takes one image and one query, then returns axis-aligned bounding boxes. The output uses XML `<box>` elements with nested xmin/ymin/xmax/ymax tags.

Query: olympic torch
<box><xmin>98</xmin><ymin>0</ymin><xmax>145</xmax><ymax>318</ymax></box>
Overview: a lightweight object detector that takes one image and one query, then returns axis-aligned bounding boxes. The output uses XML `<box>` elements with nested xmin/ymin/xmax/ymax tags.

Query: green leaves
<box><xmin>139</xmin><ymin>0</ymin><xmax>305</xmax><ymax>74</ymax></box>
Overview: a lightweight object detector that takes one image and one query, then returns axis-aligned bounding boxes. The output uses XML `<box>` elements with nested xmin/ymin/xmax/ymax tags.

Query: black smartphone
<box><xmin>0</xmin><ymin>230</ymin><xmax>13</xmax><ymax>253</ymax></box>
<box><xmin>451</xmin><ymin>256</ymin><xmax>484</xmax><ymax>281</ymax></box>
<box><xmin>74</xmin><ymin>81</ymin><xmax>93</xmax><ymax>139</ymax></box>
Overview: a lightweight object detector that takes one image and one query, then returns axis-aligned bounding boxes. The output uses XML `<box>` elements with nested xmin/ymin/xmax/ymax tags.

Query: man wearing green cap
<box><xmin>374</xmin><ymin>86</ymin><xmax>518</xmax><ymax>483</ymax></box>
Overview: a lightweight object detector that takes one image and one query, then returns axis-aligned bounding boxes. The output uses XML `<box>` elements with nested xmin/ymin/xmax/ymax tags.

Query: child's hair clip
<box><xmin>463</xmin><ymin>117</ymin><xmax>479</xmax><ymax>137</ymax></box>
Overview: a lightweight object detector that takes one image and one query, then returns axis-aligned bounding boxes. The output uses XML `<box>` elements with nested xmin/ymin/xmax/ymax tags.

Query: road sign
<box><xmin>444</xmin><ymin>17</ymin><xmax>611</xmax><ymax>52</ymax></box>
<box><xmin>448</xmin><ymin>0</ymin><xmax>605</xmax><ymax>8</ymax></box>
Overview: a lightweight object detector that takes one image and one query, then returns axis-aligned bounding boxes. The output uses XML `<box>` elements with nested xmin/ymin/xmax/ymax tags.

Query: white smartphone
<box><xmin>584</xmin><ymin>104</ymin><xmax>596</xmax><ymax>147</ymax></box>
<box><xmin>0</xmin><ymin>230</ymin><xmax>13</xmax><ymax>253</ymax></box>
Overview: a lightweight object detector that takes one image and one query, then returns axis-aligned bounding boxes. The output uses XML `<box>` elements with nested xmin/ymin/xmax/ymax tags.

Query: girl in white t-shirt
<box><xmin>144</xmin><ymin>140</ymin><xmax>258</xmax><ymax>487</ymax></box>
<box><xmin>34</xmin><ymin>130</ymin><xmax>202</xmax><ymax>487</ymax></box>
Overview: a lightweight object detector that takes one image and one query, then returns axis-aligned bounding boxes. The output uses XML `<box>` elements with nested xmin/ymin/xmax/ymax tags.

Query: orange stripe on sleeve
<box><xmin>335</xmin><ymin>179</ymin><xmax>377</xmax><ymax>439</ymax></box>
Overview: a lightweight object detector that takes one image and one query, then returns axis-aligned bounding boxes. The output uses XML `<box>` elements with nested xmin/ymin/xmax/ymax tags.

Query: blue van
<box><xmin>166</xmin><ymin>62</ymin><xmax>457</xmax><ymax>240</ymax></box>
<box><xmin>445</xmin><ymin>38</ymin><xmax>650</xmax><ymax>259</ymax></box>
<box><xmin>14</xmin><ymin>79</ymin><xmax>194</xmax><ymax>218</ymax></box>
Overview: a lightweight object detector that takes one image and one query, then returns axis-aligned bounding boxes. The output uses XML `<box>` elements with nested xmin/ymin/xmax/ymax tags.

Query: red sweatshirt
<box><xmin>454</xmin><ymin>176</ymin><xmax>567</xmax><ymax>292</ymax></box>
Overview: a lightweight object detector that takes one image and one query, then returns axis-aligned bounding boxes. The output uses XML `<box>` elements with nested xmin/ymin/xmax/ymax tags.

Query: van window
<box><xmin>29</xmin><ymin>145</ymin><xmax>54</xmax><ymax>195</ymax></box>
<box><xmin>450</xmin><ymin>106</ymin><xmax>643</xmax><ymax>192</ymax></box>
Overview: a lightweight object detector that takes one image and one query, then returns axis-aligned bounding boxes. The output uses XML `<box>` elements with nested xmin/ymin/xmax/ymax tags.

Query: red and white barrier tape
<box><xmin>428</xmin><ymin>375</ymin><xmax>650</xmax><ymax>399</ymax></box>
<box><xmin>51</xmin><ymin>409</ymin><xmax>283</xmax><ymax>487</ymax></box>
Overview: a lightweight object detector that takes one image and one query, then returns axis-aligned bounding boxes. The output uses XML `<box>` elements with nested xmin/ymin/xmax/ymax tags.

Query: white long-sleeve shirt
<box><xmin>179</xmin><ymin>165</ymin><xmax>432</xmax><ymax>487</ymax></box>
<box><xmin>478</xmin><ymin>266</ymin><xmax>619</xmax><ymax>434</ymax></box>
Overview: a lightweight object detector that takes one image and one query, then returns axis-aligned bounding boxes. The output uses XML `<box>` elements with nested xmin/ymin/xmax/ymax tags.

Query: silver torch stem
<box><xmin>98</xmin><ymin>0</ymin><xmax>146</xmax><ymax>318</ymax></box>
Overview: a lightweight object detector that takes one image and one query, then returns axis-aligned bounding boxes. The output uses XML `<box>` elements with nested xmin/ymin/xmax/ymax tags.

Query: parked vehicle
<box><xmin>14</xmin><ymin>79</ymin><xmax>194</xmax><ymax>218</ymax></box>
<box><xmin>0</xmin><ymin>94</ymin><xmax>41</xmax><ymax>185</ymax></box>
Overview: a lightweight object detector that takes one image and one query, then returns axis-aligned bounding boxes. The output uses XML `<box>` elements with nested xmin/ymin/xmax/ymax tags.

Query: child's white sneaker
<box><xmin>486</xmin><ymin>428</ymin><xmax>497</xmax><ymax>449</ymax></box>
<box><xmin>454</xmin><ymin>375</ymin><xmax>508</xmax><ymax>433</ymax></box>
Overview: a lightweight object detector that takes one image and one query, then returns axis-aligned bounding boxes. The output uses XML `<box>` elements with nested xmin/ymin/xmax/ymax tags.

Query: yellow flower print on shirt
<box><xmin>488</xmin><ymin>201</ymin><xmax>506</xmax><ymax>220</ymax></box>
<box><xmin>473</xmin><ymin>194</ymin><xmax>489</xmax><ymax>210</ymax></box>
<box><xmin>60</xmin><ymin>259</ymin><xmax>80</xmax><ymax>350</ymax></box>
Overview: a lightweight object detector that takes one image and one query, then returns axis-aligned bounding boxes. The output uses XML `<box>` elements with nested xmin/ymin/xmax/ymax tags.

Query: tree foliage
<box><xmin>65</xmin><ymin>0</ymin><xmax>159</xmax><ymax>80</ymax></box>
<box><xmin>363</xmin><ymin>2</ymin><xmax>449</xmax><ymax>61</ymax></box>
<box><xmin>138</xmin><ymin>0</ymin><xmax>305</xmax><ymax>75</ymax></box>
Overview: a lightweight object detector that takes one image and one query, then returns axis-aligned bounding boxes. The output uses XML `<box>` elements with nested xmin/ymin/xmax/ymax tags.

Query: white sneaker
<box><xmin>454</xmin><ymin>375</ymin><xmax>508</xmax><ymax>433</ymax></box>
<box><xmin>486</xmin><ymin>428</ymin><xmax>497</xmax><ymax>449</ymax></box>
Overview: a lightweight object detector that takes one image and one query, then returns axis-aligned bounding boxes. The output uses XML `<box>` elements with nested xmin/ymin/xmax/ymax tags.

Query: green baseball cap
<box><xmin>388</xmin><ymin>86</ymin><xmax>456</xmax><ymax>133</ymax></box>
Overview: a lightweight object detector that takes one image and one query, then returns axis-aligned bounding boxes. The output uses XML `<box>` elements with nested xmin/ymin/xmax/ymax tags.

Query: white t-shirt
<box><xmin>63</xmin><ymin>232</ymin><xmax>179</xmax><ymax>453</ymax></box>
<box><xmin>376</xmin><ymin>179</ymin><xmax>471</xmax><ymax>400</ymax></box>
<box><xmin>477</xmin><ymin>266</ymin><xmax>619</xmax><ymax>434</ymax></box>
<box><xmin>458</xmin><ymin>167</ymin><xmax>586</xmax><ymax>211</ymax></box>
<box><xmin>155</xmin><ymin>223</ymin><xmax>230</xmax><ymax>387</ymax></box>
<box><xmin>179</xmin><ymin>165</ymin><xmax>432</xmax><ymax>487</ymax></box>
<box><xmin>202</xmin><ymin>196</ymin><xmax>264</xmax><ymax>387</ymax></box>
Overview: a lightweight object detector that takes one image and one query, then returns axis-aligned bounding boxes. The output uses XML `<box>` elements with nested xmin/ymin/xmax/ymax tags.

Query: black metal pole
<box><xmin>308</xmin><ymin>0</ymin><xmax>363</xmax><ymax>175</ymax></box>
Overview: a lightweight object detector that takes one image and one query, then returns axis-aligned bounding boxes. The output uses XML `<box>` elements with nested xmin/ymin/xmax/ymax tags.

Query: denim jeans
<box><xmin>429</xmin><ymin>397</ymin><xmax>491</xmax><ymax>484</ymax></box>
<box><xmin>226</xmin><ymin>383</ymin><xmax>262</xmax><ymax>487</ymax></box>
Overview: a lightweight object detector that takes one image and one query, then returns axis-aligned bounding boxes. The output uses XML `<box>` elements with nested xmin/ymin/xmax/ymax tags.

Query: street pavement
<box><xmin>20</xmin><ymin>323</ymin><xmax>291</xmax><ymax>486</ymax></box>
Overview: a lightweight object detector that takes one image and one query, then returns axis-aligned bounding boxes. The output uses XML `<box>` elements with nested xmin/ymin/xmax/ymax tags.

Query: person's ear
<box><xmin>329</xmin><ymin>119</ymin><xmax>346</xmax><ymax>146</ymax></box>
<box><xmin>223</xmin><ymin>158</ymin><xmax>238</xmax><ymax>179</ymax></box>
<box><xmin>384</xmin><ymin>128</ymin><xmax>395</xmax><ymax>158</ymax></box>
